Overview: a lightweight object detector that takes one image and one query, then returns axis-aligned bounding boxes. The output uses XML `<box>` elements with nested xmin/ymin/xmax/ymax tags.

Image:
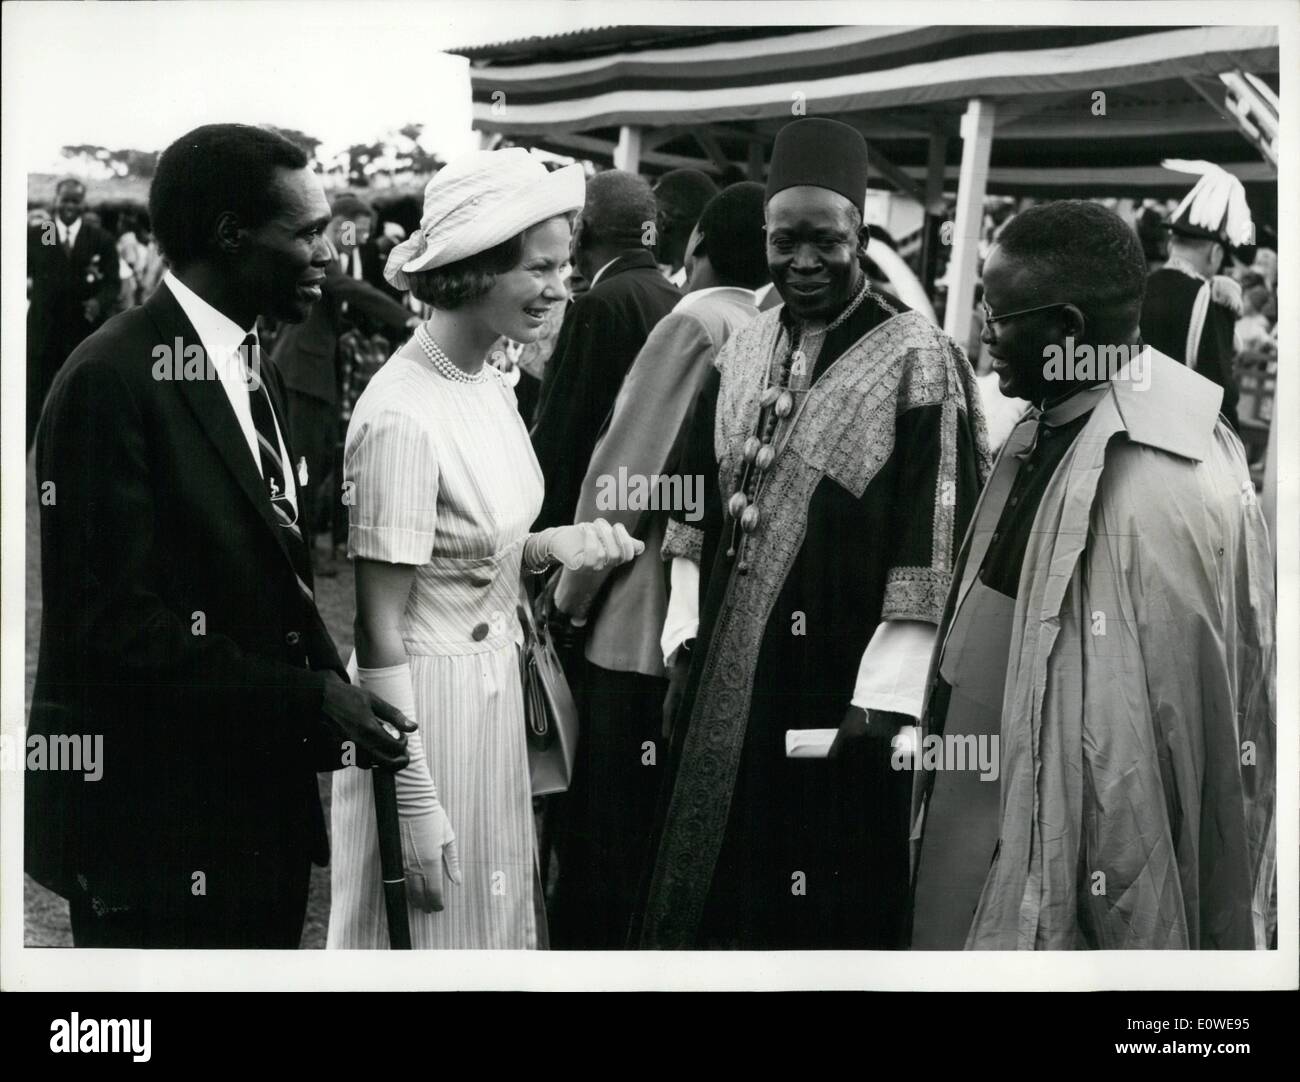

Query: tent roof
<box><xmin>453</xmin><ymin>24</ymin><xmax>1278</xmax><ymax>195</ymax></box>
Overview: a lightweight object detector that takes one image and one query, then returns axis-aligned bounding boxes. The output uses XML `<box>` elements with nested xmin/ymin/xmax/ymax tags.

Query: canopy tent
<box><xmin>451</xmin><ymin>23</ymin><xmax>1279</xmax><ymax>343</ymax></box>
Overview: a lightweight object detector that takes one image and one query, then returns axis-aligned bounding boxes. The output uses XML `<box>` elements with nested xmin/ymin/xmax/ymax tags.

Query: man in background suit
<box><xmin>270</xmin><ymin>194</ymin><xmax>416</xmax><ymax>568</ymax></box>
<box><xmin>26</xmin><ymin>178</ymin><xmax>120</xmax><ymax>450</ymax></box>
<box><xmin>28</xmin><ymin>124</ymin><xmax>414</xmax><ymax>948</ymax></box>
<box><xmin>547</xmin><ymin>183</ymin><xmax>767</xmax><ymax>948</ymax></box>
<box><xmin>1142</xmin><ymin>162</ymin><xmax>1250</xmax><ymax>433</ymax></box>
<box><xmin>530</xmin><ymin>169</ymin><xmax>681</xmax><ymax>531</ymax></box>
<box><xmin>652</xmin><ymin>169</ymin><xmax>719</xmax><ymax>287</ymax></box>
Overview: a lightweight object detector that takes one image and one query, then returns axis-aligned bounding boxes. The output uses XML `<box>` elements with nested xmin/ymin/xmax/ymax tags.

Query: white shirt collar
<box><xmin>590</xmin><ymin>257</ymin><xmax>620</xmax><ymax>287</ymax></box>
<box><xmin>674</xmin><ymin>285</ymin><xmax>759</xmax><ymax>313</ymax></box>
<box><xmin>163</xmin><ymin>270</ymin><xmax>258</xmax><ymax>364</ymax></box>
<box><xmin>57</xmin><ymin>217</ymin><xmax>82</xmax><ymax>246</ymax></box>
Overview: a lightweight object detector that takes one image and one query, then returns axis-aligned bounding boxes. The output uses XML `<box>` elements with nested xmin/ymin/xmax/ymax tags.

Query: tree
<box><xmin>341</xmin><ymin>141</ymin><xmax>386</xmax><ymax>187</ymax></box>
<box><xmin>265</xmin><ymin>126</ymin><xmax>323</xmax><ymax>162</ymax></box>
<box><xmin>393</xmin><ymin>123</ymin><xmax>445</xmax><ymax>176</ymax></box>
<box><xmin>59</xmin><ymin>145</ymin><xmax>158</xmax><ymax>179</ymax></box>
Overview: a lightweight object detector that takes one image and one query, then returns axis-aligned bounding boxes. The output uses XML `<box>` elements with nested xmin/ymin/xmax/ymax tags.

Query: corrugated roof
<box><xmin>448</xmin><ymin>24</ymin><xmax>803</xmax><ymax>64</ymax></box>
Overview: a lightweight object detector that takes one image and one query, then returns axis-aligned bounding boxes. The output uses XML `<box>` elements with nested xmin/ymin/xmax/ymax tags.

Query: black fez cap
<box><xmin>764</xmin><ymin>117</ymin><xmax>869</xmax><ymax>214</ymax></box>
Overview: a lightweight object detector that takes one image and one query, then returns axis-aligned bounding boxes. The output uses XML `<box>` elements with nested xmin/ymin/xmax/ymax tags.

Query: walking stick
<box><xmin>372</xmin><ymin>768</ymin><xmax>412</xmax><ymax>949</ymax></box>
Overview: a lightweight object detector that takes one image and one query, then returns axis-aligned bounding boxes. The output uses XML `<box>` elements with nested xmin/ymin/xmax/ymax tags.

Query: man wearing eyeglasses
<box><xmin>908</xmin><ymin>200</ymin><xmax>1275</xmax><ymax>950</ymax></box>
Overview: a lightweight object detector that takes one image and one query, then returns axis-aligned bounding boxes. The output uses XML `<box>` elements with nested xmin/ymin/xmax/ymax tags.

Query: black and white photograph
<box><xmin>1</xmin><ymin>0</ymin><xmax>1295</xmax><ymax>1016</ymax></box>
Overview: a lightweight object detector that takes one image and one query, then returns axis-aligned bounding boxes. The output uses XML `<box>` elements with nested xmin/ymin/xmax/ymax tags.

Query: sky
<box><xmin>5</xmin><ymin>0</ymin><xmax>606</xmax><ymax>174</ymax></box>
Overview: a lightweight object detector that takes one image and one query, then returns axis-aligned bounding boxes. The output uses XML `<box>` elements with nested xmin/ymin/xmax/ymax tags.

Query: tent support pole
<box><xmin>614</xmin><ymin>125</ymin><xmax>643</xmax><ymax>172</ymax></box>
<box><xmin>944</xmin><ymin>98</ymin><xmax>996</xmax><ymax>347</ymax></box>
<box><xmin>921</xmin><ymin>129</ymin><xmax>948</xmax><ymax>296</ymax></box>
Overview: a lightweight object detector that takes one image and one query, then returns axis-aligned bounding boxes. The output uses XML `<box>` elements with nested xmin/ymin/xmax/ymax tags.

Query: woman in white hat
<box><xmin>327</xmin><ymin>149</ymin><xmax>642</xmax><ymax>949</ymax></box>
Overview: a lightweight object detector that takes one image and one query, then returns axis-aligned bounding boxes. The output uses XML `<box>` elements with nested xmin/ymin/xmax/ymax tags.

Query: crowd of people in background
<box><xmin>25</xmin><ymin>126</ymin><xmax>1276</xmax><ymax>952</ymax></box>
<box><xmin>28</xmin><ymin>166</ymin><xmax>1278</xmax><ymax>482</ymax></box>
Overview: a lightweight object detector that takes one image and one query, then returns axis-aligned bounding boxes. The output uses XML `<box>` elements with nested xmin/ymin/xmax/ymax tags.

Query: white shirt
<box><xmin>341</xmin><ymin>248</ymin><xmax>363</xmax><ymax>280</ymax></box>
<box><xmin>163</xmin><ymin>271</ymin><xmax>298</xmax><ymax>511</ymax></box>
<box><xmin>56</xmin><ymin>217</ymin><xmax>82</xmax><ymax>250</ymax></box>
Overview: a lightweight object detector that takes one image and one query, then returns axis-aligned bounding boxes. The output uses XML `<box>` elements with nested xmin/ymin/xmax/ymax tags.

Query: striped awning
<box><xmin>452</xmin><ymin>24</ymin><xmax>1279</xmax><ymax>196</ymax></box>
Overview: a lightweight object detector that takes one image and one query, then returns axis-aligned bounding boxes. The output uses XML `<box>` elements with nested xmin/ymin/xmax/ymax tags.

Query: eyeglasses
<box><xmin>981</xmin><ymin>300</ymin><xmax>1073</xmax><ymax>327</ymax></box>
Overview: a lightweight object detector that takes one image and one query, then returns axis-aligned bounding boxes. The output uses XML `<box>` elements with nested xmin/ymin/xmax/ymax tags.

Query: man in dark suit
<box><xmin>270</xmin><ymin>195</ymin><xmax>416</xmax><ymax>565</ymax></box>
<box><xmin>27</xmin><ymin>124</ymin><xmax>414</xmax><ymax>949</ymax></box>
<box><xmin>26</xmin><ymin>178</ymin><xmax>120</xmax><ymax>450</ymax></box>
<box><xmin>530</xmin><ymin>169</ymin><xmax>681</xmax><ymax>531</ymax></box>
<box><xmin>1142</xmin><ymin>161</ymin><xmax>1254</xmax><ymax>435</ymax></box>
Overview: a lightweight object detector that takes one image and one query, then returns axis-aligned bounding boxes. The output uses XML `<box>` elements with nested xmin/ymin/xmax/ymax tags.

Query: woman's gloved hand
<box><xmin>400</xmin><ymin>802</ymin><xmax>461</xmax><ymax>913</ymax></box>
<box><xmin>547</xmin><ymin>518</ymin><xmax>643</xmax><ymax>572</ymax></box>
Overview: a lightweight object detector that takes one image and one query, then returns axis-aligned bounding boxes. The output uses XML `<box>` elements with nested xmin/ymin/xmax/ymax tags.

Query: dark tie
<box><xmin>240</xmin><ymin>333</ymin><xmax>314</xmax><ymax>606</ymax></box>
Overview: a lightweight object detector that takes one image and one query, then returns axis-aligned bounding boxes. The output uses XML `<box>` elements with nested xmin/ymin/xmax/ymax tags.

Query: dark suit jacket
<box><xmin>27</xmin><ymin>220</ymin><xmax>121</xmax><ymax>427</ymax></box>
<box><xmin>270</xmin><ymin>255</ymin><xmax>411</xmax><ymax>404</ymax></box>
<box><xmin>27</xmin><ymin>283</ymin><xmax>348</xmax><ymax>910</ymax></box>
<box><xmin>359</xmin><ymin>239</ymin><xmax>403</xmax><ymax>303</ymax></box>
<box><xmin>1142</xmin><ymin>267</ymin><xmax>1240</xmax><ymax>430</ymax></box>
<box><xmin>561</xmin><ymin>287</ymin><xmax>760</xmax><ymax>677</ymax></box>
<box><xmin>530</xmin><ymin>249</ymin><xmax>681</xmax><ymax>529</ymax></box>
<box><xmin>27</xmin><ymin>219</ymin><xmax>120</xmax><ymax>354</ymax></box>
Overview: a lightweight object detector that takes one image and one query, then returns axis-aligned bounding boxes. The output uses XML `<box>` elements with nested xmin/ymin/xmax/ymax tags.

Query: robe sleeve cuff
<box><xmin>661</xmin><ymin>518</ymin><xmax>703</xmax><ymax>562</ymax></box>
<box><xmin>881</xmin><ymin>566</ymin><xmax>950</xmax><ymax>623</ymax></box>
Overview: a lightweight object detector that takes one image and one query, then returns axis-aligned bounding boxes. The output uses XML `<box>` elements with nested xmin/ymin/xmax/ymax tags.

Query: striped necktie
<box><xmin>240</xmin><ymin>333</ymin><xmax>314</xmax><ymax>606</ymax></box>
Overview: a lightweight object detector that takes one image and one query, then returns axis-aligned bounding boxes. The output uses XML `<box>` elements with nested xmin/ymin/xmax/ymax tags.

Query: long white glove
<box><xmin>357</xmin><ymin>661</ymin><xmax>461</xmax><ymax>913</ymax></box>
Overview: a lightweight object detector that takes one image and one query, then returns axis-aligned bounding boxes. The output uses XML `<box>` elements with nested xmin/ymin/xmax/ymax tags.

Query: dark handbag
<box><xmin>517</xmin><ymin>583</ymin><xmax>579</xmax><ymax>796</ymax></box>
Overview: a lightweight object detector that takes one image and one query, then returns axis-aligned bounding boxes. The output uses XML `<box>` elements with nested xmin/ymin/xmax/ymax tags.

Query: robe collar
<box><xmin>1108</xmin><ymin>347</ymin><xmax>1223</xmax><ymax>462</ymax></box>
<box><xmin>1021</xmin><ymin>345</ymin><xmax>1222</xmax><ymax>464</ymax></box>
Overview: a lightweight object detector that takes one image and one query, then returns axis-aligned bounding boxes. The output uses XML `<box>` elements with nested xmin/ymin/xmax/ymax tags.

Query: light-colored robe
<box><xmin>915</xmin><ymin>349</ymin><xmax>1275</xmax><ymax>949</ymax></box>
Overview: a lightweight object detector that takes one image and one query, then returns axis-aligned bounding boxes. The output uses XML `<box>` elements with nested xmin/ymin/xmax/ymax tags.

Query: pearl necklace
<box><xmin>416</xmin><ymin>324</ymin><xmax>490</xmax><ymax>384</ymax></box>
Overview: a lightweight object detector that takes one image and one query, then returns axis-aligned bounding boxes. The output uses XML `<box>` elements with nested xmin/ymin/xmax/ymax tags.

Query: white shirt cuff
<box><xmin>661</xmin><ymin>557</ymin><xmax>700</xmax><ymax>667</ymax></box>
<box><xmin>850</xmin><ymin>619</ymin><xmax>937</xmax><ymax>720</ymax></box>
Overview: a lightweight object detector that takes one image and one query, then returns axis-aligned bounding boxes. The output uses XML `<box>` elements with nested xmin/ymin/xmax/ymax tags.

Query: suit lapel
<box><xmin>142</xmin><ymin>286</ymin><xmax>301</xmax><ymax>576</ymax></box>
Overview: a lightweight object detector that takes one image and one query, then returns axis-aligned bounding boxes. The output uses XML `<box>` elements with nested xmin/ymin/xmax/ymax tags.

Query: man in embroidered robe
<box><xmin>908</xmin><ymin>200</ymin><xmax>1275</xmax><ymax>950</ymax></box>
<box><xmin>634</xmin><ymin>118</ymin><xmax>991</xmax><ymax>949</ymax></box>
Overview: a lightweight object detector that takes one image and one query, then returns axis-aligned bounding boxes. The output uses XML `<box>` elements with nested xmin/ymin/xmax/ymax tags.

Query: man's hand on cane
<box><xmin>320</xmin><ymin>670</ymin><xmax>414</xmax><ymax>770</ymax></box>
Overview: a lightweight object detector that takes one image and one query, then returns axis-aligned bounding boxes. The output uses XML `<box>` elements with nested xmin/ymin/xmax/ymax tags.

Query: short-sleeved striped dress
<box><xmin>326</xmin><ymin>344</ymin><xmax>543</xmax><ymax>950</ymax></box>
